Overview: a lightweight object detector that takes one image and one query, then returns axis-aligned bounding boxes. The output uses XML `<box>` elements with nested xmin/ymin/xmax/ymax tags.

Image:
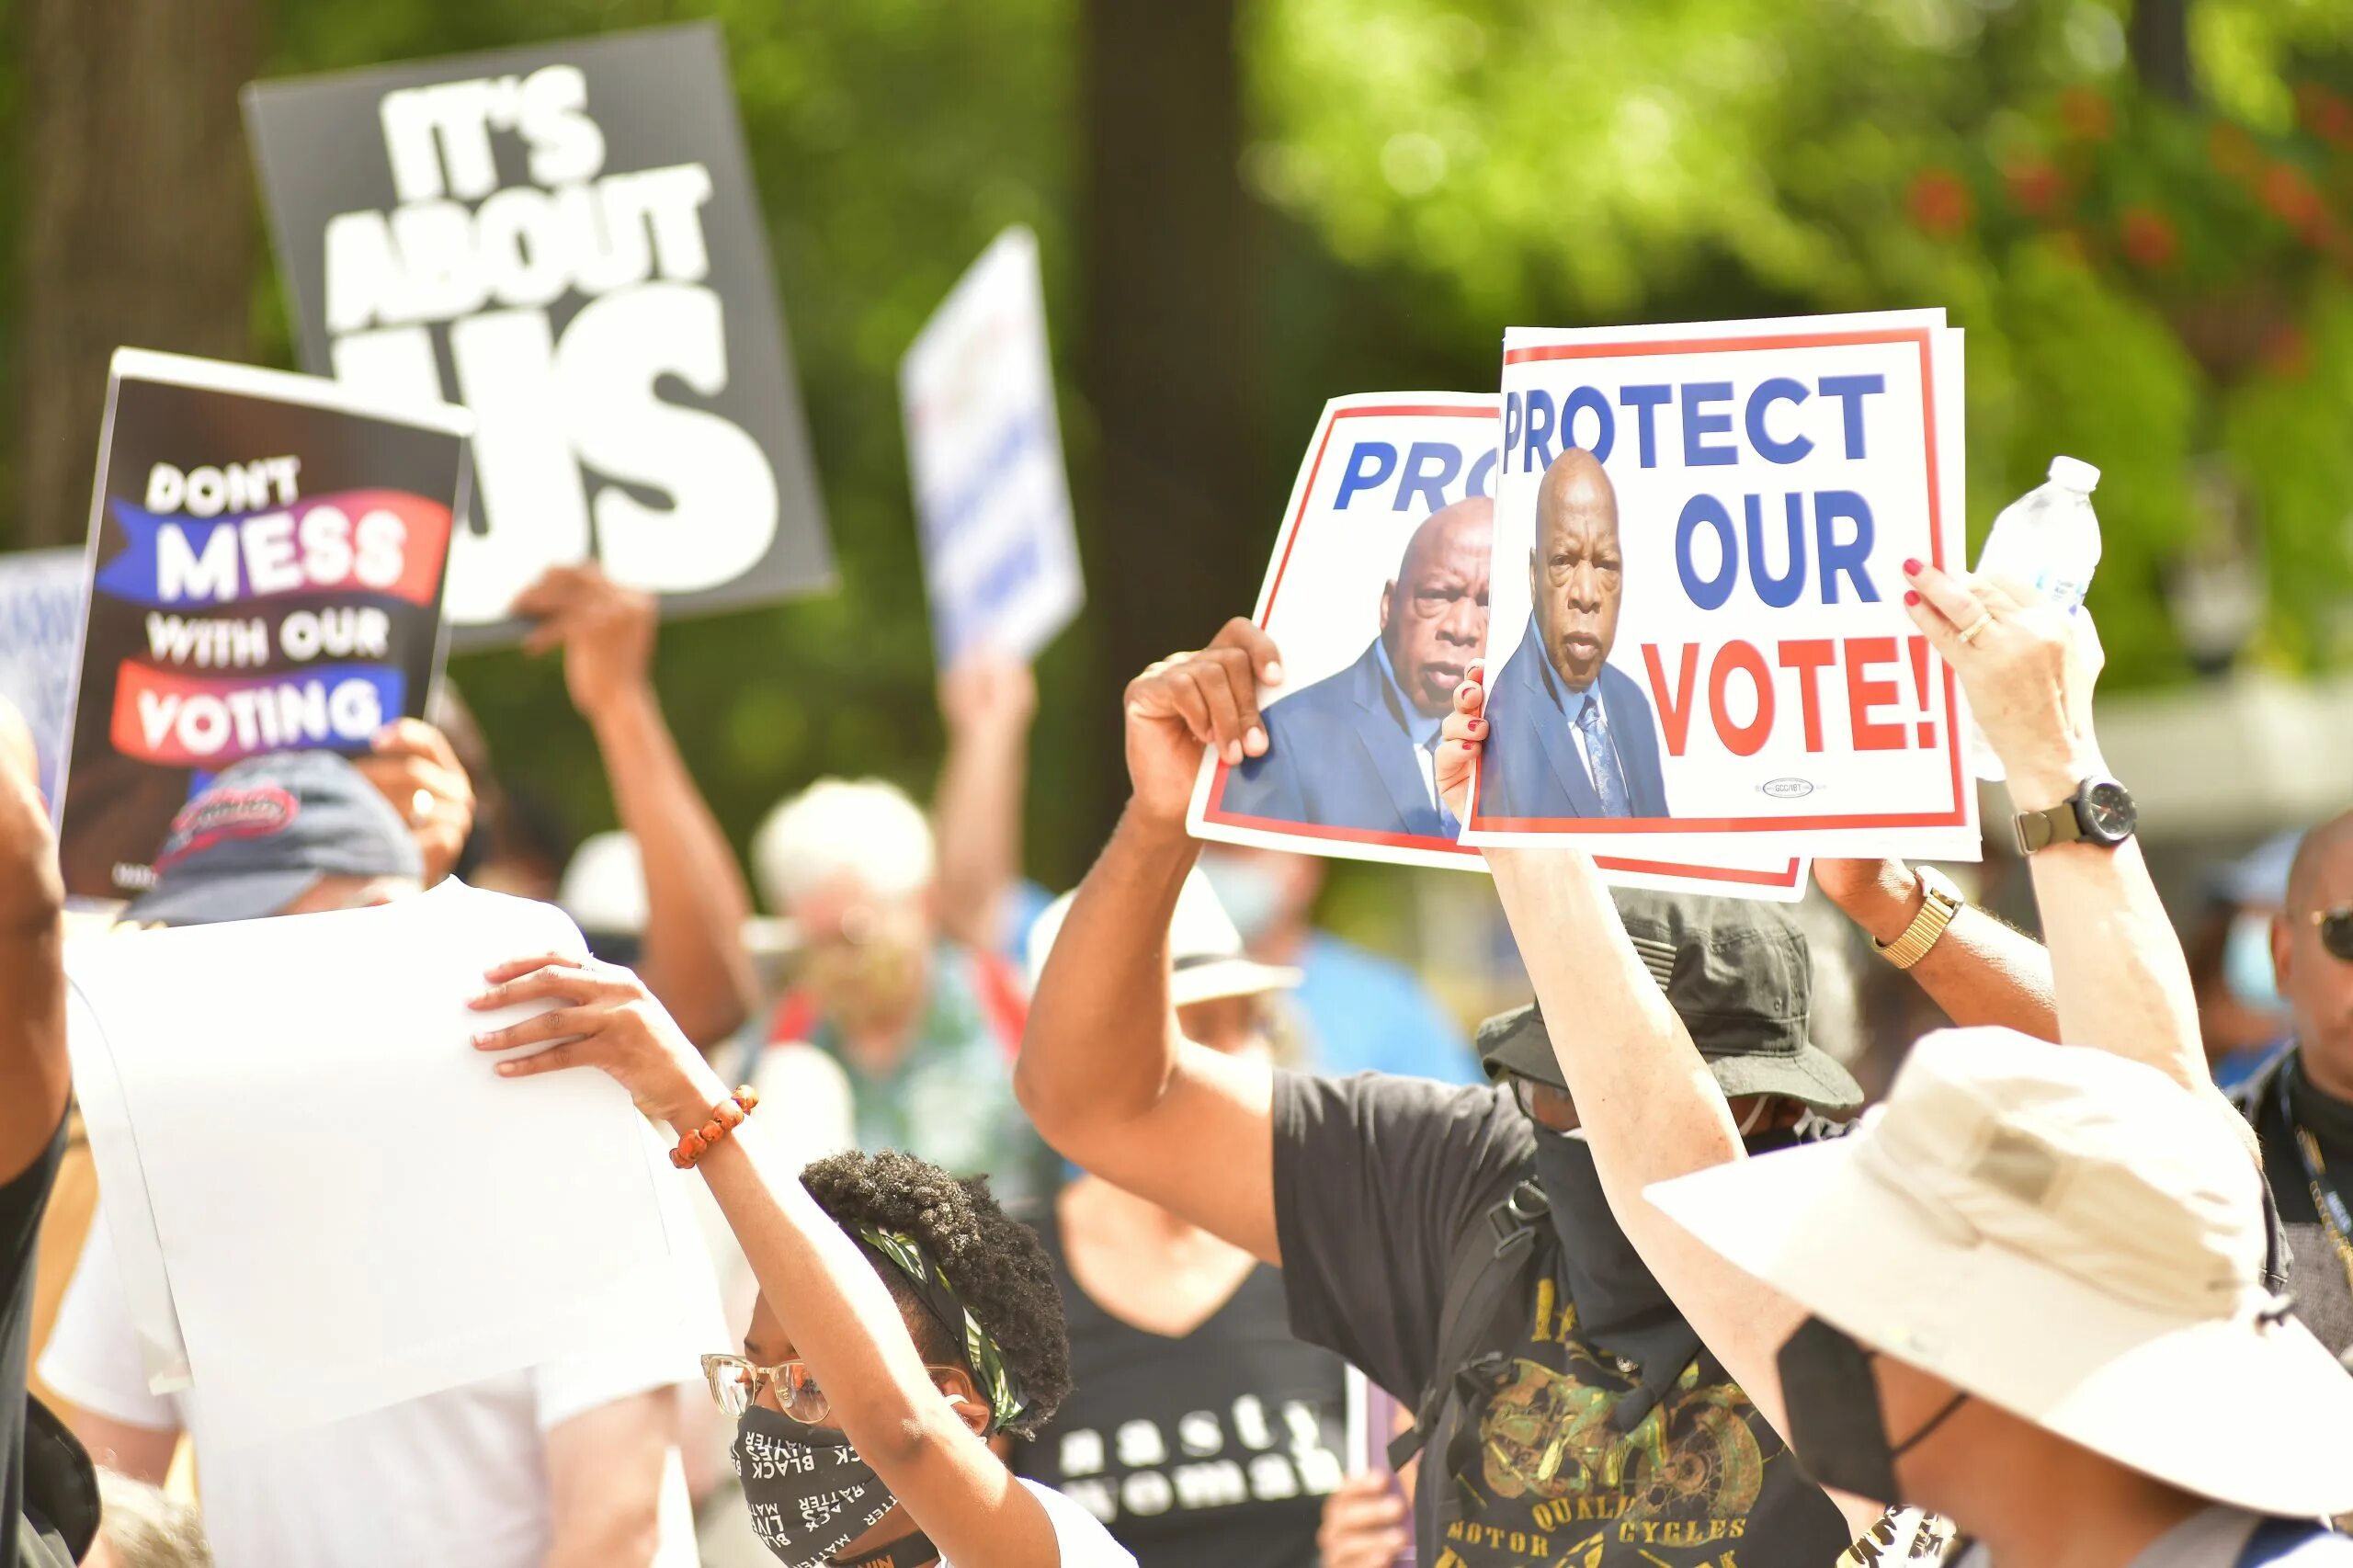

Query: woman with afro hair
<box><xmin>469</xmin><ymin>949</ymin><xmax>1133</xmax><ymax>1568</ymax></box>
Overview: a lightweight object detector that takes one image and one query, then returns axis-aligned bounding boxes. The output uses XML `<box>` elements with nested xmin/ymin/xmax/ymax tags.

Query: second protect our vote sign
<box><xmin>1188</xmin><ymin>392</ymin><xmax>1807</xmax><ymax>901</ymax></box>
<box><xmin>1464</xmin><ymin>311</ymin><xmax>1978</xmax><ymax>862</ymax></box>
<box><xmin>57</xmin><ymin>350</ymin><xmax>470</xmax><ymax>903</ymax></box>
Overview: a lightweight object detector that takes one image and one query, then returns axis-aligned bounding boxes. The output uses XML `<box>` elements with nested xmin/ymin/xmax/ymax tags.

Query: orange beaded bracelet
<box><xmin>671</xmin><ymin>1085</ymin><xmax>760</xmax><ymax>1169</ymax></box>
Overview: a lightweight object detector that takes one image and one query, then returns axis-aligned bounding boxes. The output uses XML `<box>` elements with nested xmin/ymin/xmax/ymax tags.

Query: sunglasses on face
<box><xmin>699</xmin><ymin>1353</ymin><xmax>970</xmax><ymax>1425</ymax></box>
<box><xmin>1509</xmin><ymin>1074</ymin><xmax>1579</xmax><ymax>1131</ymax></box>
<box><xmin>2314</xmin><ymin>906</ymin><xmax>2353</xmax><ymax>962</ymax></box>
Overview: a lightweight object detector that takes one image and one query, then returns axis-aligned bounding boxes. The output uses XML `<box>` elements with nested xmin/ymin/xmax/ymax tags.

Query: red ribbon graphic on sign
<box><xmin>109</xmin><ymin>661</ymin><xmax>406</xmax><ymax>769</ymax></box>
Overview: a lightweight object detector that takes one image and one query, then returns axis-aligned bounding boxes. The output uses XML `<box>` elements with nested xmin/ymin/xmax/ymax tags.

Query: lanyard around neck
<box><xmin>2278</xmin><ymin>1059</ymin><xmax>2353</xmax><ymax>1300</ymax></box>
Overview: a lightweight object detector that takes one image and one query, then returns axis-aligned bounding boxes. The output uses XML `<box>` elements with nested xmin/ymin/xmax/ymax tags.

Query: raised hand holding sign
<box><xmin>1125</xmin><ymin>619</ymin><xmax>1281</xmax><ymax>825</ymax></box>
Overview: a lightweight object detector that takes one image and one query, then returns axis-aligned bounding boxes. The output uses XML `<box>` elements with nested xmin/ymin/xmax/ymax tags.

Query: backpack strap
<box><xmin>2237</xmin><ymin>1515</ymin><xmax>2339</xmax><ymax>1567</ymax></box>
<box><xmin>17</xmin><ymin>1395</ymin><xmax>98</xmax><ymax>1568</ymax></box>
<box><xmin>766</xmin><ymin>987</ymin><xmax>819</xmax><ymax>1048</ymax></box>
<box><xmin>2258</xmin><ymin>1165</ymin><xmax>2292</xmax><ymax>1301</ymax></box>
<box><xmin>969</xmin><ymin>949</ymin><xmax>1030</xmax><ymax>1063</ymax></box>
<box><xmin>1387</xmin><ymin>1175</ymin><xmax>1551</xmax><ymax>1471</ymax></box>
<box><xmin>2235</xmin><ymin>1051</ymin><xmax>2298</xmax><ymax>1298</ymax></box>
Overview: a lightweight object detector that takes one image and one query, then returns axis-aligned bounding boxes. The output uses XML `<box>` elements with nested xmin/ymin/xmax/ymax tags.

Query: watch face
<box><xmin>2082</xmin><ymin>780</ymin><xmax>2136</xmax><ymax>841</ymax></box>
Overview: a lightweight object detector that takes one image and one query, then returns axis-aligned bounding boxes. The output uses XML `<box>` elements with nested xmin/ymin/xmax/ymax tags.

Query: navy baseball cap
<box><xmin>122</xmin><ymin>751</ymin><xmax>422</xmax><ymax>927</ymax></box>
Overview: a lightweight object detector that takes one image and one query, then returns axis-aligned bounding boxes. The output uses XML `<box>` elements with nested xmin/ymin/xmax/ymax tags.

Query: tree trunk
<box><xmin>16</xmin><ymin>0</ymin><xmax>260</xmax><ymax>549</ymax></box>
<box><xmin>1077</xmin><ymin>0</ymin><xmax>1257</xmax><ymax>844</ymax></box>
<box><xmin>2129</xmin><ymin>0</ymin><xmax>2196</xmax><ymax>106</ymax></box>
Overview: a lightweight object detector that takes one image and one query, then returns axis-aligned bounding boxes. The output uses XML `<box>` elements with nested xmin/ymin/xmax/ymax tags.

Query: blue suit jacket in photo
<box><xmin>1480</xmin><ymin>618</ymin><xmax>1670</xmax><ymax>820</ymax></box>
<box><xmin>1219</xmin><ymin>640</ymin><xmax>1449</xmax><ymax>838</ymax></box>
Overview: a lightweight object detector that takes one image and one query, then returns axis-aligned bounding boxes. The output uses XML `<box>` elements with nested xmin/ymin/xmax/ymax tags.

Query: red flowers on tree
<box><xmin>2006</xmin><ymin>161</ymin><xmax>2066</xmax><ymax>219</ymax></box>
<box><xmin>2060</xmin><ymin>87</ymin><xmax>2113</xmax><ymax>142</ymax></box>
<box><xmin>2120</xmin><ymin>207</ymin><xmax>2178</xmax><ymax>269</ymax></box>
<box><xmin>1908</xmin><ymin>168</ymin><xmax>1972</xmax><ymax>238</ymax></box>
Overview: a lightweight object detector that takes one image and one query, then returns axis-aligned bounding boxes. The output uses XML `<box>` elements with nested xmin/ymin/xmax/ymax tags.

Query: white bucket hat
<box><xmin>559</xmin><ymin>828</ymin><xmax>799</xmax><ymax>960</ymax></box>
<box><xmin>1028</xmin><ymin>869</ymin><xmax>1302</xmax><ymax>1008</ymax></box>
<box><xmin>1647</xmin><ymin>1028</ymin><xmax>2353</xmax><ymax>1519</ymax></box>
<box><xmin>558</xmin><ymin>830</ymin><xmax>649</xmax><ymax>937</ymax></box>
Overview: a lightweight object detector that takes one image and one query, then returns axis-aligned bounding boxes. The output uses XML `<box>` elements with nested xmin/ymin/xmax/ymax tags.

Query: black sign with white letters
<box><xmin>244</xmin><ymin>22</ymin><xmax>833</xmax><ymax>647</ymax></box>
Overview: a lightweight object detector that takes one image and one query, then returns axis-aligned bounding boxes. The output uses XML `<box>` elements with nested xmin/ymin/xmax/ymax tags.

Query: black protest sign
<box><xmin>243</xmin><ymin>21</ymin><xmax>833</xmax><ymax>647</ymax></box>
<box><xmin>58</xmin><ymin>350</ymin><xmax>470</xmax><ymax>901</ymax></box>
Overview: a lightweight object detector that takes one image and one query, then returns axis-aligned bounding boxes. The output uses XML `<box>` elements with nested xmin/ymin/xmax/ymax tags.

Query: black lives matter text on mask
<box><xmin>245</xmin><ymin>23</ymin><xmax>833</xmax><ymax>645</ymax></box>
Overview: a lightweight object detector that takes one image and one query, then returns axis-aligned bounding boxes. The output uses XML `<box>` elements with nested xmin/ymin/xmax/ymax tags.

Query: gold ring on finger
<box><xmin>1958</xmin><ymin>613</ymin><xmax>1993</xmax><ymax>645</ymax></box>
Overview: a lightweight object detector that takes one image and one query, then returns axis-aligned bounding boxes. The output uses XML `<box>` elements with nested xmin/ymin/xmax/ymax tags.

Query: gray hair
<box><xmin>95</xmin><ymin>1469</ymin><xmax>213</xmax><ymax>1568</ymax></box>
<box><xmin>750</xmin><ymin>778</ymin><xmax>936</xmax><ymax>914</ymax></box>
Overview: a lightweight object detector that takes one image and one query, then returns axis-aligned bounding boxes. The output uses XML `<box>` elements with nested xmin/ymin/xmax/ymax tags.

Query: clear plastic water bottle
<box><xmin>1968</xmin><ymin>456</ymin><xmax>2101</xmax><ymax>781</ymax></box>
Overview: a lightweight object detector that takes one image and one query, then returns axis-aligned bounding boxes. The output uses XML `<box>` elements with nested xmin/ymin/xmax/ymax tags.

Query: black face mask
<box><xmin>1526</xmin><ymin>1129</ymin><xmax>1701</xmax><ymax>1429</ymax></box>
<box><xmin>1775</xmin><ymin>1315</ymin><xmax>1967</xmax><ymax>1503</ymax></box>
<box><xmin>1745</xmin><ymin>1107</ymin><xmax>1842</xmax><ymax>1156</ymax></box>
<box><xmin>733</xmin><ymin>1405</ymin><xmax>901</xmax><ymax>1567</ymax></box>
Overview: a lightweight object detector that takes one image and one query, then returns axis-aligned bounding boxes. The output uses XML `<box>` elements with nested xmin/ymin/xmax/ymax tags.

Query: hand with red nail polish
<box><xmin>1435</xmin><ymin>676</ymin><xmax>1489</xmax><ymax>824</ymax></box>
<box><xmin>1901</xmin><ymin>562</ymin><xmax>2109</xmax><ymax>806</ymax></box>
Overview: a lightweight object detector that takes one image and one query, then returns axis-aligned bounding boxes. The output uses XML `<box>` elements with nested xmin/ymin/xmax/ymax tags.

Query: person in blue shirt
<box><xmin>1196</xmin><ymin>843</ymin><xmax>1480</xmax><ymax>1085</ymax></box>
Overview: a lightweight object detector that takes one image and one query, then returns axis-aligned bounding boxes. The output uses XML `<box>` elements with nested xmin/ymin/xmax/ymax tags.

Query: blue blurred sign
<box><xmin>899</xmin><ymin>227</ymin><xmax>1083</xmax><ymax>667</ymax></box>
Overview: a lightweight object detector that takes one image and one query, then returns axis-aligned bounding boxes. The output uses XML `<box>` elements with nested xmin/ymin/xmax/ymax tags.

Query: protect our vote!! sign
<box><xmin>1188</xmin><ymin>392</ymin><xmax>1808</xmax><ymax>901</ymax></box>
<box><xmin>900</xmin><ymin>227</ymin><xmax>1083</xmax><ymax>667</ymax></box>
<box><xmin>243</xmin><ymin>22</ymin><xmax>833</xmax><ymax>647</ymax></box>
<box><xmin>1463</xmin><ymin>311</ymin><xmax>1977</xmax><ymax>862</ymax></box>
<box><xmin>57</xmin><ymin>350</ymin><xmax>470</xmax><ymax>902</ymax></box>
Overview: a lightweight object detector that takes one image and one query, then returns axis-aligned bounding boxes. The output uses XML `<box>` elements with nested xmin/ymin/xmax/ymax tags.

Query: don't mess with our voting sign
<box><xmin>57</xmin><ymin>351</ymin><xmax>470</xmax><ymax>902</ymax></box>
<box><xmin>1188</xmin><ymin>392</ymin><xmax>1807</xmax><ymax>901</ymax></box>
<box><xmin>1466</xmin><ymin>311</ymin><xmax>1976</xmax><ymax>862</ymax></box>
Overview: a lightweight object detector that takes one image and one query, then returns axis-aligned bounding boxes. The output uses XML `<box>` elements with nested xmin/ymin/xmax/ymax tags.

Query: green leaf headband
<box><xmin>855</xmin><ymin>1225</ymin><xmax>1030</xmax><ymax>1431</ymax></box>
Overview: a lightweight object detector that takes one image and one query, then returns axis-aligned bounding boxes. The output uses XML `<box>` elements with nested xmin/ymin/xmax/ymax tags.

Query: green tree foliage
<box><xmin>249</xmin><ymin>0</ymin><xmax>1082</xmax><ymax>871</ymax></box>
<box><xmin>11</xmin><ymin>0</ymin><xmax>2353</xmax><ymax>887</ymax></box>
<box><xmin>1246</xmin><ymin>0</ymin><xmax>2353</xmax><ymax>685</ymax></box>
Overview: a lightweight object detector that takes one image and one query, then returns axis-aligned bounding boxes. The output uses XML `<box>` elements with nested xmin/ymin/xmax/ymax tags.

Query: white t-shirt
<box><xmin>41</xmin><ymin>1210</ymin><xmax>701</xmax><ymax>1568</ymax></box>
<box><xmin>936</xmin><ymin>1480</ymin><xmax>1134</xmax><ymax>1568</ymax></box>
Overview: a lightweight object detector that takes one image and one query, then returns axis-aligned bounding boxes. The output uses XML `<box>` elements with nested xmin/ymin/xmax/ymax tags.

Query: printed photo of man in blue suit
<box><xmin>1482</xmin><ymin>447</ymin><xmax>1670</xmax><ymax>819</ymax></box>
<box><xmin>1220</xmin><ymin>496</ymin><xmax>1491</xmax><ymax>838</ymax></box>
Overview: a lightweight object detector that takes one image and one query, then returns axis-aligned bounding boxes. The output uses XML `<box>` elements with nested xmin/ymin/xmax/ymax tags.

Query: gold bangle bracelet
<box><xmin>1876</xmin><ymin>868</ymin><xmax>1964</xmax><ymax>971</ymax></box>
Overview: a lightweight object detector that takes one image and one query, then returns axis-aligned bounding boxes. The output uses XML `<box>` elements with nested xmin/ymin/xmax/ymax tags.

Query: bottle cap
<box><xmin>2047</xmin><ymin>456</ymin><xmax>2100</xmax><ymax>493</ymax></box>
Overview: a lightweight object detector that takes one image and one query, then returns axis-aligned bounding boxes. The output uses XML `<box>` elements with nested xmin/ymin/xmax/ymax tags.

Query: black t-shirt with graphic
<box><xmin>1272</xmin><ymin>1070</ymin><xmax>1851</xmax><ymax>1568</ymax></box>
<box><xmin>1013</xmin><ymin>1201</ymin><xmax>1348</xmax><ymax>1568</ymax></box>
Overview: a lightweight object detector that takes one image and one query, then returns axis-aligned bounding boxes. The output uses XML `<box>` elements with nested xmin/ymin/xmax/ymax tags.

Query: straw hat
<box><xmin>1028</xmin><ymin>869</ymin><xmax>1301</xmax><ymax>1008</ymax></box>
<box><xmin>1646</xmin><ymin>1028</ymin><xmax>2353</xmax><ymax>1517</ymax></box>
